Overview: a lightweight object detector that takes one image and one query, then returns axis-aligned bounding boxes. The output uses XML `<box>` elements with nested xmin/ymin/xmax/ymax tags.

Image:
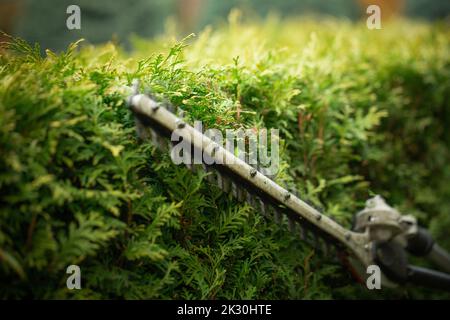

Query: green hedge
<box><xmin>0</xmin><ymin>17</ymin><xmax>449</xmax><ymax>299</ymax></box>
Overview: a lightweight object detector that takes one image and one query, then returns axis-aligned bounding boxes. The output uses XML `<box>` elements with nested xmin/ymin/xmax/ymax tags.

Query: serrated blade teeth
<box><xmin>231</xmin><ymin>181</ymin><xmax>238</xmax><ymax>198</ymax></box>
<box><xmin>248</xmin><ymin>192</ymin><xmax>262</xmax><ymax>210</ymax></box>
<box><xmin>221</xmin><ymin>175</ymin><xmax>231</xmax><ymax>193</ymax></box>
<box><xmin>298</xmin><ymin>223</ymin><xmax>307</xmax><ymax>241</ymax></box>
<box><xmin>217</xmin><ymin>172</ymin><xmax>224</xmax><ymax>190</ymax></box>
<box><xmin>246</xmin><ymin>191</ymin><xmax>254</xmax><ymax>206</ymax></box>
<box><xmin>274</xmin><ymin>208</ymin><xmax>283</xmax><ymax>224</ymax></box>
<box><xmin>184</xmin><ymin>150</ymin><xmax>194</xmax><ymax>171</ymax></box>
<box><xmin>288</xmin><ymin>218</ymin><xmax>296</xmax><ymax>233</ymax></box>
<box><xmin>202</xmin><ymin>164</ymin><xmax>214</xmax><ymax>184</ymax></box>
<box><xmin>258</xmin><ymin>198</ymin><xmax>269</xmax><ymax>218</ymax></box>
<box><xmin>238</xmin><ymin>187</ymin><xmax>246</xmax><ymax>202</ymax></box>
<box><xmin>150</xmin><ymin>129</ymin><xmax>159</xmax><ymax>146</ymax></box>
<box><xmin>202</xmin><ymin>163</ymin><xmax>208</xmax><ymax>172</ymax></box>
<box><xmin>242</xmin><ymin>188</ymin><xmax>251</xmax><ymax>205</ymax></box>
<box><xmin>304</xmin><ymin>229</ymin><xmax>313</xmax><ymax>246</ymax></box>
<box><xmin>312</xmin><ymin>233</ymin><xmax>321</xmax><ymax>251</ymax></box>
<box><xmin>232</xmin><ymin>184</ymin><xmax>245</xmax><ymax>202</ymax></box>
<box><xmin>322</xmin><ymin>240</ymin><xmax>330</xmax><ymax>256</ymax></box>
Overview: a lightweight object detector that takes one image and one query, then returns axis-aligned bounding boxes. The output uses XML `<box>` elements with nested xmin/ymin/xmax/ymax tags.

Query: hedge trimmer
<box><xmin>127</xmin><ymin>80</ymin><xmax>450</xmax><ymax>292</ymax></box>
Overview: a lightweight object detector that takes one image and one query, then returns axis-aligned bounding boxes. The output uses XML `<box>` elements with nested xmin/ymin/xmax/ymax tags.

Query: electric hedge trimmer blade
<box><xmin>127</xmin><ymin>81</ymin><xmax>450</xmax><ymax>292</ymax></box>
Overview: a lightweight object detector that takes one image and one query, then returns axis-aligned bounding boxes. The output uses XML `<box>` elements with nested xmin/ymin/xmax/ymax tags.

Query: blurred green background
<box><xmin>1</xmin><ymin>0</ymin><xmax>449</xmax><ymax>52</ymax></box>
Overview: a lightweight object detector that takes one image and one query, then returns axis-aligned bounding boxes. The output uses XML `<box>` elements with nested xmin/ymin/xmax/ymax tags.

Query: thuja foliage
<box><xmin>0</xmin><ymin>16</ymin><xmax>449</xmax><ymax>299</ymax></box>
